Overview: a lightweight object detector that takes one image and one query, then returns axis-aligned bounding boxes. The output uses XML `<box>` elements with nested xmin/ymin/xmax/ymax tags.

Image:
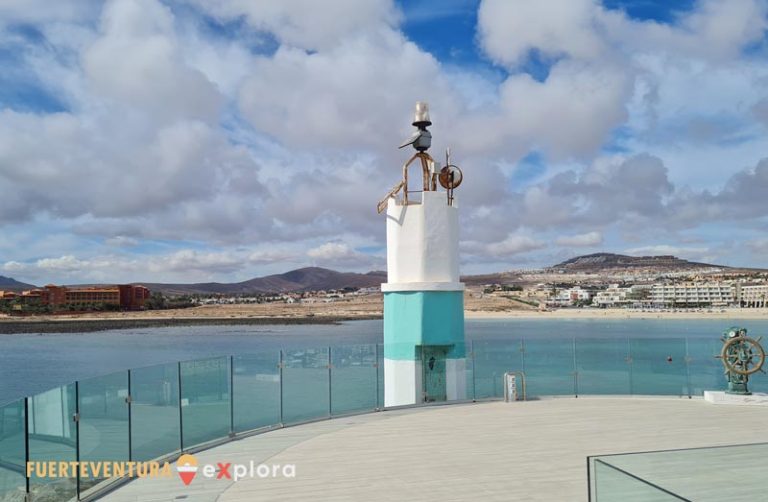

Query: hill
<box><xmin>0</xmin><ymin>276</ymin><xmax>36</xmax><ymax>291</ymax></box>
<box><xmin>15</xmin><ymin>253</ymin><xmax>755</xmax><ymax>297</ymax></box>
<box><xmin>143</xmin><ymin>267</ymin><xmax>387</xmax><ymax>295</ymax></box>
<box><xmin>548</xmin><ymin>253</ymin><xmax>721</xmax><ymax>272</ymax></box>
<box><xmin>144</xmin><ymin>254</ymin><xmax>738</xmax><ymax>295</ymax></box>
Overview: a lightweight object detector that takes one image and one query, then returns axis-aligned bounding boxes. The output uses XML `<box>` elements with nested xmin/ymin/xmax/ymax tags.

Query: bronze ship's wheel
<box><xmin>718</xmin><ymin>336</ymin><xmax>766</xmax><ymax>376</ymax></box>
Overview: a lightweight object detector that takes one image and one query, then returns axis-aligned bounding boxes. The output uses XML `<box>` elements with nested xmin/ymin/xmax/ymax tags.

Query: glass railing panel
<box><xmin>685</xmin><ymin>337</ymin><xmax>724</xmax><ymax>396</ymax></box>
<box><xmin>444</xmin><ymin>342</ymin><xmax>469</xmax><ymax>402</ymax></box>
<box><xmin>522</xmin><ymin>338</ymin><xmax>576</xmax><ymax>396</ymax></box>
<box><xmin>471</xmin><ymin>340</ymin><xmax>523</xmax><ymax>398</ymax></box>
<box><xmin>466</xmin><ymin>341</ymin><xmax>478</xmax><ymax>399</ymax></box>
<box><xmin>0</xmin><ymin>399</ymin><xmax>25</xmax><ymax>502</ymax></box>
<box><xmin>180</xmin><ymin>357</ymin><xmax>231</xmax><ymax>448</ymax></box>
<box><xmin>466</xmin><ymin>342</ymin><xmax>476</xmax><ymax>400</ymax></box>
<box><xmin>747</xmin><ymin>360</ymin><xmax>768</xmax><ymax>394</ymax></box>
<box><xmin>331</xmin><ymin>345</ymin><xmax>377</xmax><ymax>415</ymax></box>
<box><xmin>594</xmin><ymin>460</ymin><xmax>683</xmax><ymax>501</ymax></box>
<box><xmin>232</xmin><ymin>352</ymin><xmax>280</xmax><ymax>432</ymax></box>
<box><xmin>593</xmin><ymin>443</ymin><xmax>768</xmax><ymax>501</ymax></box>
<box><xmin>130</xmin><ymin>362</ymin><xmax>180</xmax><ymax>461</ymax></box>
<box><xmin>376</xmin><ymin>344</ymin><xmax>384</xmax><ymax>409</ymax></box>
<box><xmin>629</xmin><ymin>338</ymin><xmax>688</xmax><ymax>396</ymax></box>
<box><xmin>28</xmin><ymin>384</ymin><xmax>77</xmax><ymax>501</ymax></box>
<box><xmin>576</xmin><ymin>338</ymin><xmax>631</xmax><ymax>395</ymax></box>
<box><xmin>282</xmin><ymin>348</ymin><xmax>330</xmax><ymax>424</ymax></box>
<box><xmin>78</xmin><ymin>371</ymin><xmax>129</xmax><ymax>496</ymax></box>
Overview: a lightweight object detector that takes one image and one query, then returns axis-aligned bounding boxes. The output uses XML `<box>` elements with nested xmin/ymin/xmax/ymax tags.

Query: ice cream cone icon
<box><xmin>176</xmin><ymin>454</ymin><xmax>198</xmax><ymax>486</ymax></box>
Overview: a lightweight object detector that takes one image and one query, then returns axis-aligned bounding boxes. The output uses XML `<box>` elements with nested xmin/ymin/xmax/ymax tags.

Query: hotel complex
<box><xmin>545</xmin><ymin>282</ymin><xmax>768</xmax><ymax>308</ymax></box>
<box><xmin>0</xmin><ymin>284</ymin><xmax>150</xmax><ymax>310</ymax></box>
<box><xmin>737</xmin><ymin>284</ymin><xmax>768</xmax><ymax>308</ymax></box>
<box><xmin>650</xmin><ymin>283</ymin><xmax>736</xmax><ymax>307</ymax></box>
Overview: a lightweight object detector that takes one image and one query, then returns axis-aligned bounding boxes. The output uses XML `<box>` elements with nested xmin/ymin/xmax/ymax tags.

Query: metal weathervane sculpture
<box><xmin>716</xmin><ymin>327</ymin><xmax>766</xmax><ymax>395</ymax></box>
<box><xmin>377</xmin><ymin>102</ymin><xmax>463</xmax><ymax>213</ymax></box>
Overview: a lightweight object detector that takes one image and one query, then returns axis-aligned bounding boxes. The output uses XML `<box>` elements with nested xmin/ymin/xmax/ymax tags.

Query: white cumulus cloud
<box><xmin>555</xmin><ymin>232</ymin><xmax>603</xmax><ymax>247</ymax></box>
<box><xmin>3</xmin><ymin>0</ymin><xmax>768</xmax><ymax>282</ymax></box>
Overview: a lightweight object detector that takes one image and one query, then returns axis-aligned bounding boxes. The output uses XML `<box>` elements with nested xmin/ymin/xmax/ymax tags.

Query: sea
<box><xmin>2</xmin><ymin>317</ymin><xmax>768</xmax><ymax>404</ymax></box>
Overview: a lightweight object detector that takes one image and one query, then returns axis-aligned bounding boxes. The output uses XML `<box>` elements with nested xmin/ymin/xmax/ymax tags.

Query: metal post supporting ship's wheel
<box><xmin>715</xmin><ymin>328</ymin><xmax>766</xmax><ymax>395</ymax></box>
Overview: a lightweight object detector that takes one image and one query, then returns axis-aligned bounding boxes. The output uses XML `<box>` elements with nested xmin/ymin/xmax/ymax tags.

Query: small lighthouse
<box><xmin>377</xmin><ymin>102</ymin><xmax>467</xmax><ymax>406</ymax></box>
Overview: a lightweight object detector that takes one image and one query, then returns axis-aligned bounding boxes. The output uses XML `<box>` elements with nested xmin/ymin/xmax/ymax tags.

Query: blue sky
<box><xmin>1</xmin><ymin>0</ymin><xmax>768</xmax><ymax>284</ymax></box>
<box><xmin>398</xmin><ymin>0</ymin><xmax>698</xmax><ymax>70</ymax></box>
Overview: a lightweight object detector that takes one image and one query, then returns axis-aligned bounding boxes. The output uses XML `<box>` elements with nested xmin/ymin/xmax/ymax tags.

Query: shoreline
<box><xmin>0</xmin><ymin>316</ymin><xmax>380</xmax><ymax>334</ymax></box>
<box><xmin>1</xmin><ymin>307</ymin><xmax>767</xmax><ymax>334</ymax></box>
<box><xmin>465</xmin><ymin>308</ymin><xmax>768</xmax><ymax>320</ymax></box>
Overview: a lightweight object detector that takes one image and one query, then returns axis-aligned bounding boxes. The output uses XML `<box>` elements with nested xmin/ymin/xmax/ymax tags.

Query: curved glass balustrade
<box><xmin>588</xmin><ymin>443</ymin><xmax>768</xmax><ymax>501</ymax></box>
<box><xmin>0</xmin><ymin>336</ymin><xmax>755</xmax><ymax>501</ymax></box>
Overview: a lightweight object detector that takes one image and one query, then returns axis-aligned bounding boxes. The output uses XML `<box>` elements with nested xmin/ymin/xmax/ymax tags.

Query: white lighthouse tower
<box><xmin>377</xmin><ymin>102</ymin><xmax>467</xmax><ymax>407</ymax></box>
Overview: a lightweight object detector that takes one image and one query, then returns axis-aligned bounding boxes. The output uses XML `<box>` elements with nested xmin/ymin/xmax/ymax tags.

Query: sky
<box><xmin>2</xmin><ymin>0</ymin><xmax>768</xmax><ymax>284</ymax></box>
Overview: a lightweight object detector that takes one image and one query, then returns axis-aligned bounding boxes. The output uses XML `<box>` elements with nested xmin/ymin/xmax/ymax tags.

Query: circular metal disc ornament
<box><xmin>439</xmin><ymin>165</ymin><xmax>463</xmax><ymax>189</ymax></box>
<box><xmin>719</xmin><ymin>336</ymin><xmax>766</xmax><ymax>376</ymax></box>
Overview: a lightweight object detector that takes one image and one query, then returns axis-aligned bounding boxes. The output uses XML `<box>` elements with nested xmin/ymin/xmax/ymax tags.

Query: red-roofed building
<box><xmin>15</xmin><ymin>284</ymin><xmax>150</xmax><ymax>310</ymax></box>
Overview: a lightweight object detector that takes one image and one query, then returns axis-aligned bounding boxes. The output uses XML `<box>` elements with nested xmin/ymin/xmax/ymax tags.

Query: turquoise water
<box><xmin>2</xmin><ymin>317</ymin><xmax>768</xmax><ymax>501</ymax></box>
<box><xmin>2</xmin><ymin>318</ymin><xmax>768</xmax><ymax>403</ymax></box>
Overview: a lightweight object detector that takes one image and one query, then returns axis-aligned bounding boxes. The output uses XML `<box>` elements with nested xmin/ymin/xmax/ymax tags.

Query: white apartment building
<box><xmin>548</xmin><ymin>286</ymin><xmax>594</xmax><ymax>307</ymax></box>
<box><xmin>593</xmin><ymin>285</ymin><xmax>651</xmax><ymax>307</ymax></box>
<box><xmin>738</xmin><ymin>284</ymin><xmax>768</xmax><ymax>308</ymax></box>
<box><xmin>651</xmin><ymin>283</ymin><xmax>735</xmax><ymax>307</ymax></box>
<box><xmin>593</xmin><ymin>285</ymin><xmax>628</xmax><ymax>307</ymax></box>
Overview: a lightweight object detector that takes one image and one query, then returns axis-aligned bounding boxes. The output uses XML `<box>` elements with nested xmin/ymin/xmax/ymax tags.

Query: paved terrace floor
<box><xmin>100</xmin><ymin>397</ymin><xmax>768</xmax><ymax>502</ymax></box>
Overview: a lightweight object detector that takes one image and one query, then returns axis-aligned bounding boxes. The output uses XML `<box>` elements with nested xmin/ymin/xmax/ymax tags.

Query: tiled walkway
<box><xmin>101</xmin><ymin>397</ymin><xmax>768</xmax><ymax>501</ymax></box>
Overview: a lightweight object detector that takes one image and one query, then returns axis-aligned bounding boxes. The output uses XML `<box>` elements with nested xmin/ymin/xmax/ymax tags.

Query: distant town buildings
<box><xmin>593</xmin><ymin>285</ymin><xmax>628</xmax><ymax>307</ymax></box>
<box><xmin>650</xmin><ymin>283</ymin><xmax>734</xmax><ymax>308</ymax></box>
<box><xmin>592</xmin><ymin>284</ymin><xmax>651</xmax><ymax>308</ymax></box>
<box><xmin>0</xmin><ymin>284</ymin><xmax>150</xmax><ymax>311</ymax></box>
<box><xmin>193</xmin><ymin>287</ymin><xmax>379</xmax><ymax>306</ymax></box>
<box><xmin>548</xmin><ymin>286</ymin><xmax>595</xmax><ymax>307</ymax></box>
<box><xmin>485</xmin><ymin>279</ymin><xmax>768</xmax><ymax>309</ymax></box>
<box><xmin>737</xmin><ymin>284</ymin><xmax>768</xmax><ymax>308</ymax></box>
<box><xmin>5</xmin><ymin>275</ymin><xmax>768</xmax><ymax>313</ymax></box>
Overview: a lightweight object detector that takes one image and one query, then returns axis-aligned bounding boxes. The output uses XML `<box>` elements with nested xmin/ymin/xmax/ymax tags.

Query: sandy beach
<box><xmin>2</xmin><ymin>292</ymin><xmax>767</xmax><ymax>333</ymax></box>
<box><xmin>464</xmin><ymin>308</ymin><xmax>768</xmax><ymax>320</ymax></box>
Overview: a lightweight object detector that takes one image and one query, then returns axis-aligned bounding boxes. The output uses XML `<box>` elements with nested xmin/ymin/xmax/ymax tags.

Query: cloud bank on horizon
<box><xmin>1</xmin><ymin>0</ymin><xmax>768</xmax><ymax>283</ymax></box>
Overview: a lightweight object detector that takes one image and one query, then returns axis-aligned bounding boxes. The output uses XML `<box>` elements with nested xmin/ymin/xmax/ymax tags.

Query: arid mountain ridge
<box><xmin>547</xmin><ymin>253</ymin><xmax>721</xmax><ymax>272</ymax></box>
<box><xmin>143</xmin><ymin>268</ymin><xmax>388</xmax><ymax>295</ymax></box>
<box><xmin>0</xmin><ymin>276</ymin><xmax>37</xmax><ymax>291</ymax></box>
<box><xmin>3</xmin><ymin>253</ymin><xmax>762</xmax><ymax>296</ymax></box>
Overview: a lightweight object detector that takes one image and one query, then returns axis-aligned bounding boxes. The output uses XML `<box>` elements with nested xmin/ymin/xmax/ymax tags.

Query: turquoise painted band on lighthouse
<box><xmin>383</xmin><ymin>290</ymin><xmax>465</xmax><ymax>360</ymax></box>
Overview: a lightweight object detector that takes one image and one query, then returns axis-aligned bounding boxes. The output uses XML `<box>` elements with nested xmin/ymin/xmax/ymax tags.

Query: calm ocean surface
<box><xmin>2</xmin><ymin>317</ymin><xmax>768</xmax><ymax>404</ymax></box>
